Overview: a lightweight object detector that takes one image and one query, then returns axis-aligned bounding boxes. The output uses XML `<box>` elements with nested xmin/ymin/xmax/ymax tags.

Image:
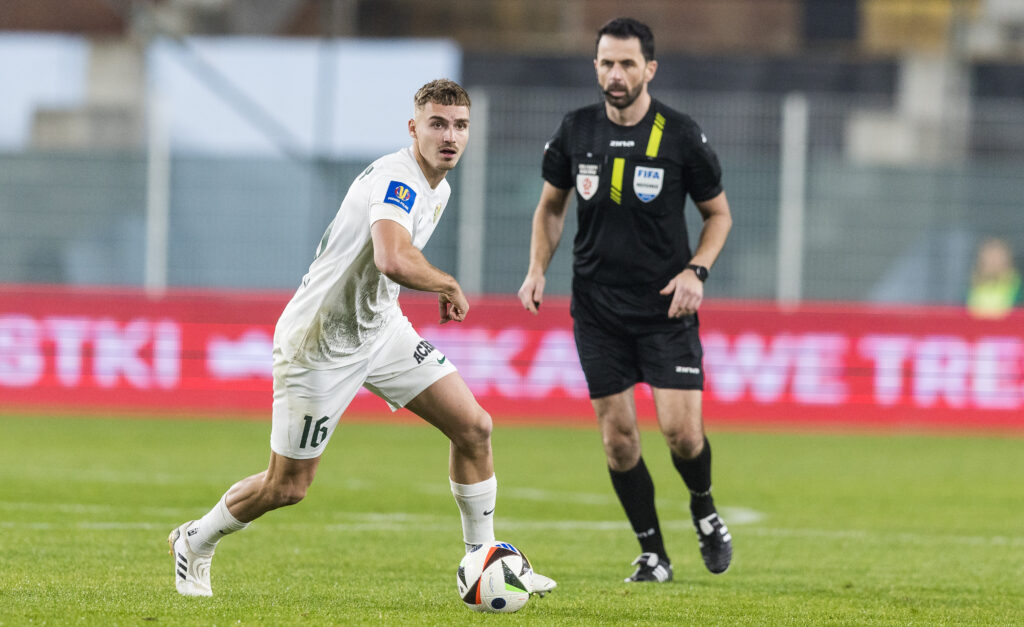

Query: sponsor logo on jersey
<box><xmin>633</xmin><ymin>166</ymin><xmax>663</xmax><ymax>202</ymax></box>
<box><xmin>609</xmin><ymin>139</ymin><xmax>635</xmax><ymax>147</ymax></box>
<box><xmin>576</xmin><ymin>163</ymin><xmax>599</xmax><ymax>200</ymax></box>
<box><xmin>413</xmin><ymin>339</ymin><xmax>436</xmax><ymax>364</ymax></box>
<box><xmin>384</xmin><ymin>180</ymin><xmax>416</xmax><ymax>213</ymax></box>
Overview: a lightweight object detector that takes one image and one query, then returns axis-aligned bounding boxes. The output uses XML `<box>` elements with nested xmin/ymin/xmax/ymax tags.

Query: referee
<box><xmin>518</xmin><ymin>17</ymin><xmax>734</xmax><ymax>582</ymax></box>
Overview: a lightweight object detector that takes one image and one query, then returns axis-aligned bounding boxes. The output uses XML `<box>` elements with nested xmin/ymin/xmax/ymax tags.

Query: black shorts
<box><xmin>571</xmin><ymin>277</ymin><xmax>704</xmax><ymax>399</ymax></box>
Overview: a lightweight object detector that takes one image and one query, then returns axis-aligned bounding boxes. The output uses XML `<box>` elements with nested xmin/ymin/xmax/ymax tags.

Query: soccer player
<box><xmin>518</xmin><ymin>18</ymin><xmax>734</xmax><ymax>582</ymax></box>
<box><xmin>169</xmin><ymin>79</ymin><xmax>555</xmax><ymax>598</ymax></box>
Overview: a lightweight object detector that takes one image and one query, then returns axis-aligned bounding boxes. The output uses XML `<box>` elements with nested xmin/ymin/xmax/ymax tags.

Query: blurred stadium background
<box><xmin>4</xmin><ymin>0</ymin><xmax>1024</xmax><ymax>300</ymax></box>
<box><xmin>2</xmin><ymin>0</ymin><xmax>1023</xmax><ymax>425</ymax></box>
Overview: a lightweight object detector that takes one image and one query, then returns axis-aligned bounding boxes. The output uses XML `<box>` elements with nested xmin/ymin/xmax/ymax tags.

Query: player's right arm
<box><xmin>518</xmin><ymin>182</ymin><xmax>572</xmax><ymax>315</ymax></box>
<box><xmin>371</xmin><ymin>218</ymin><xmax>468</xmax><ymax>323</ymax></box>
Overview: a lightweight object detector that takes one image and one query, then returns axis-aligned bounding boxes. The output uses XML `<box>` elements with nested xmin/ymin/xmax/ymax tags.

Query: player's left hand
<box><xmin>659</xmin><ymin>270</ymin><xmax>703</xmax><ymax>318</ymax></box>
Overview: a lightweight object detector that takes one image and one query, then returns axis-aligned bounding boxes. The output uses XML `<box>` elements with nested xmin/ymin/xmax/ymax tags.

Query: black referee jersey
<box><xmin>542</xmin><ymin>99</ymin><xmax>723</xmax><ymax>288</ymax></box>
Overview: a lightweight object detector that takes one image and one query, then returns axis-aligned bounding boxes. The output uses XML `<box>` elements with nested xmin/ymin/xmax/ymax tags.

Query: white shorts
<box><xmin>269</xmin><ymin>315</ymin><xmax>457</xmax><ymax>460</ymax></box>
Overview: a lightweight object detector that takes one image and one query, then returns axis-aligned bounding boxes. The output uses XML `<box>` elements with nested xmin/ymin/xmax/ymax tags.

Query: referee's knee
<box><xmin>602</xmin><ymin>432</ymin><xmax>641</xmax><ymax>469</ymax></box>
<box><xmin>665</xmin><ymin>429</ymin><xmax>704</xmax><ymax>459</ymax></box>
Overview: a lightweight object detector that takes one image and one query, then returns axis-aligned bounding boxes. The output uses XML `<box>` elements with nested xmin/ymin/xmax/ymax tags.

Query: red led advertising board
<box><xmin>2</xmin><ymin>286</ymin><xmax>1022</xmax><ymax>430</ymax></box>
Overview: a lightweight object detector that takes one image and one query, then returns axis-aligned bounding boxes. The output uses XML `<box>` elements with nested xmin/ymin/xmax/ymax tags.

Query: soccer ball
<box><xmin>456</xmin><ymin>541</ymin><xmax>533</xmax><ymax>613</ymax></box>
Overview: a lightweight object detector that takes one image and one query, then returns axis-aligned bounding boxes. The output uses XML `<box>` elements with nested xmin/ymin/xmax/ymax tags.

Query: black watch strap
<box><xmin>687</xmin><ymin>264</ymin><xmax>709</xmax><ymax>282</ymax></box>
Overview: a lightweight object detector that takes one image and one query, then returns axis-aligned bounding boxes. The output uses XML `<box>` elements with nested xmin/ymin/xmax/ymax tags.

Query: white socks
<box><xmin>186</xmin><ymin>479</ymin><xmax>495</xmax><ymax>556</ymax></box>
<box><xmin>450</xmin><ymin>474</ymin><xmax>497</xmax><ymax>550</ymax></box>
<box><xmin>188</xmin><ymin>493</ymin><xmax>250</xmax><ymax>555</ymax></box>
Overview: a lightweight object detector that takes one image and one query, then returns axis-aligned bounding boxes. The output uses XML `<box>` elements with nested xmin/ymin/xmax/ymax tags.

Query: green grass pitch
<box><xmin>1</xmin><ymin>413</ymin><xmax>1021</xmax><ymax>625</ymax></box>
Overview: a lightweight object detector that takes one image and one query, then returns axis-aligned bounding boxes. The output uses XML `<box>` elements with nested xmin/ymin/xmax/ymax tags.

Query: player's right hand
<box><xmin>517</xmin><ymin>273</ymin><xmax>545</xmax><ymax>315</ymax></box>
<box><xmin>439</xmin><ymin>287</ymin><xmax>469</xmax><ymax>324</ymax></box>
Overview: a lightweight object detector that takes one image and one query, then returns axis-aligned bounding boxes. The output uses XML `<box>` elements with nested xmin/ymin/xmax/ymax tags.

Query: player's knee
<box><xmin>263</xmin><ymin>476</ymin><xmax>311</xmax><ymax>508</ymax></box>
<box><xmin>452</xmin><ymin>408</ymin><xmax>492</xmax><ymax>454</ymax></box>
<box><xmin>279</xmin><ymin>483</ymin><xmax>308</xmax><ymax>507</ymax></box>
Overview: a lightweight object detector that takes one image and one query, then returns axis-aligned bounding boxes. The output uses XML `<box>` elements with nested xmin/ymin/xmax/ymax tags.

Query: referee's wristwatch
<box><xmin>686</xmin><ymin>264</ymin><xmax>709</xmax><ymax>282</ymax></box>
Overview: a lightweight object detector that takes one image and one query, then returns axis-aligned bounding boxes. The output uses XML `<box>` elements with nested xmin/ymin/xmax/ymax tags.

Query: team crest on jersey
<box><xmin>576</xmin><ymin>163</ymin><xmax>600</xmax><ymax>200</ymax></box>
<box><xmin>633</xmin><ymin>166</ymin><xmax>663</xmax><ymax>202</ymax></box>
<box><xmin>384</xmin><ymin>180</ymin><xmax>416</xmax><ymax>213</ymax></box>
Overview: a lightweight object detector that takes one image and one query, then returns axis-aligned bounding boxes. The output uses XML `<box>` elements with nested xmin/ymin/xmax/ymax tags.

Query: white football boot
<box><xmin>168</xmin><ymin>521</ymin><xmax>214</xmax><ymax>597</ymax></box>
<box><xmin>529</xmin><ymin>571</ymin><xmax>557</xmax><ymax>597</ymax></box>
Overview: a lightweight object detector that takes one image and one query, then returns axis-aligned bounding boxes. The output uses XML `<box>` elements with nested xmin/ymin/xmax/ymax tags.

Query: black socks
<box><xmin>608</xmin><ymin>457</ymin><xmax>668</xmax><ymax>560</ymax></box>
<box><xmin>610</xmin><ymin>438</ymin><xmax>717</xmax><ymax>559</ymax></box>
<box><xmin>671</xmin><ymin>436</ymin><xmax>715</xmax><ymax>519</ymax></box>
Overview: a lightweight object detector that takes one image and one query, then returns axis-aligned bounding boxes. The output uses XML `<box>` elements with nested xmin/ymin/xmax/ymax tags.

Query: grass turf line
<box><xmin>1</xmin><ymin>414</ymin><xmax>1022</xmax><ymax>625</ymax></box>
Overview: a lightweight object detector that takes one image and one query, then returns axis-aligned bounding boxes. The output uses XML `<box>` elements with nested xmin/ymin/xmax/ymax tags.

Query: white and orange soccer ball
<box><xmin>456</xmin><ymin>541</ymin><xmax>533</xmax><ymax>613</ymax></box>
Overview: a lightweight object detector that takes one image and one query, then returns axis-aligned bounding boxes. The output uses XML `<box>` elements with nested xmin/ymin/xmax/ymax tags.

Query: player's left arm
<box><xmin>659</xmin><ymin>191</ymin><xmax>733</xmax><ymax>318</ymax></box>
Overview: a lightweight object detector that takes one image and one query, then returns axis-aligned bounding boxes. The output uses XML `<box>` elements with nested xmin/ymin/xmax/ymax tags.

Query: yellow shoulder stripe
<box><xmin>610</xmin><ymin>157</ymin><xmax>625</xmax><ymax>204</ymax></box>
<box><xmin>646</xmin><ymin>112</ymin><xmax>666</xmax><ymax>158</ymax></box>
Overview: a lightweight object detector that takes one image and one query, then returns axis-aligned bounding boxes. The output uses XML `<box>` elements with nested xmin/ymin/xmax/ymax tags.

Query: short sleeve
<box><xmin>541</xmin><ymin>114</ymin><xmax>574</xmax><ymax>190</ymax></box>
<box><xmin>681</xmin><ymin>122</ymin><xmax>723</xmax><ymax>203</ymax></box>
<box><xmin>368</xmin><ymin>177</ymin><xmax>417</xmax><ymax>234</ymax></box>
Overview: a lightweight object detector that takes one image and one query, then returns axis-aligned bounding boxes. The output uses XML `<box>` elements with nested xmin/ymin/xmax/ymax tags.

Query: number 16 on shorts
<box><xmin>299</xmin><ymin>415</ymin><xmax>330</xmax><ymax>449</ymax></box>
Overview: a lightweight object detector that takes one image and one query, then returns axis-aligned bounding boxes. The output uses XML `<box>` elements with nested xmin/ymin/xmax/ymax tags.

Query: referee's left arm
<box><xmin>690</xmin><ymin>191</ymin><xmax>732</xmax><ymax>272</ymax></box>
<box><xmin>660</xmin><ymin>191</ymin><xmax>733</xmax><ymax>318</ymax></box>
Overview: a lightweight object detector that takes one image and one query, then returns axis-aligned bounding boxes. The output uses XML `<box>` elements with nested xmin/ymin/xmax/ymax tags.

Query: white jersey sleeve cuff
<box><xmin>369</xmin><ymin>202</ymin><xmax>414</xmax><ymax>235</ymax></box>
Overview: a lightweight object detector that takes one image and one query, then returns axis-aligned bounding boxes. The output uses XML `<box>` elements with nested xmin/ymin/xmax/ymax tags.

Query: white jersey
<box><xmin>275</xmin><ymin>146</ymin><xmax>450</xmax><ymax>368</ymax></box>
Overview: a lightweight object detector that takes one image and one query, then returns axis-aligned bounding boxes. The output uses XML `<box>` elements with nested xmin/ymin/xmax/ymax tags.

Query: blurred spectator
<box><xmin>966</xmin><ymin>237</ymin><xmax>1022</xmax><ymax>318</ymax></box>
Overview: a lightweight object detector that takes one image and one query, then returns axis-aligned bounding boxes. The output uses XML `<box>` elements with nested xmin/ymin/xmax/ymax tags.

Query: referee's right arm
<box><xmin>518</xmin><ymin>182</ymin><xmax>572</xmax><ymax>315</ymax></box>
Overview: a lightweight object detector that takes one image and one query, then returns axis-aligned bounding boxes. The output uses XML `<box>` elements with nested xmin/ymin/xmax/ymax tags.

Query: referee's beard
<box><xmin>602</xmin><ymin>83</ymin><xmax>643</xmax><ymax>110</ymax></box>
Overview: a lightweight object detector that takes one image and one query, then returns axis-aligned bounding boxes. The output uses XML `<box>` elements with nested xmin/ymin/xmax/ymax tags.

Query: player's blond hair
<box><xmin>414</xmin><ymin>79</ymin><xmax>471</xmax><ymax>110</ymax></box>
